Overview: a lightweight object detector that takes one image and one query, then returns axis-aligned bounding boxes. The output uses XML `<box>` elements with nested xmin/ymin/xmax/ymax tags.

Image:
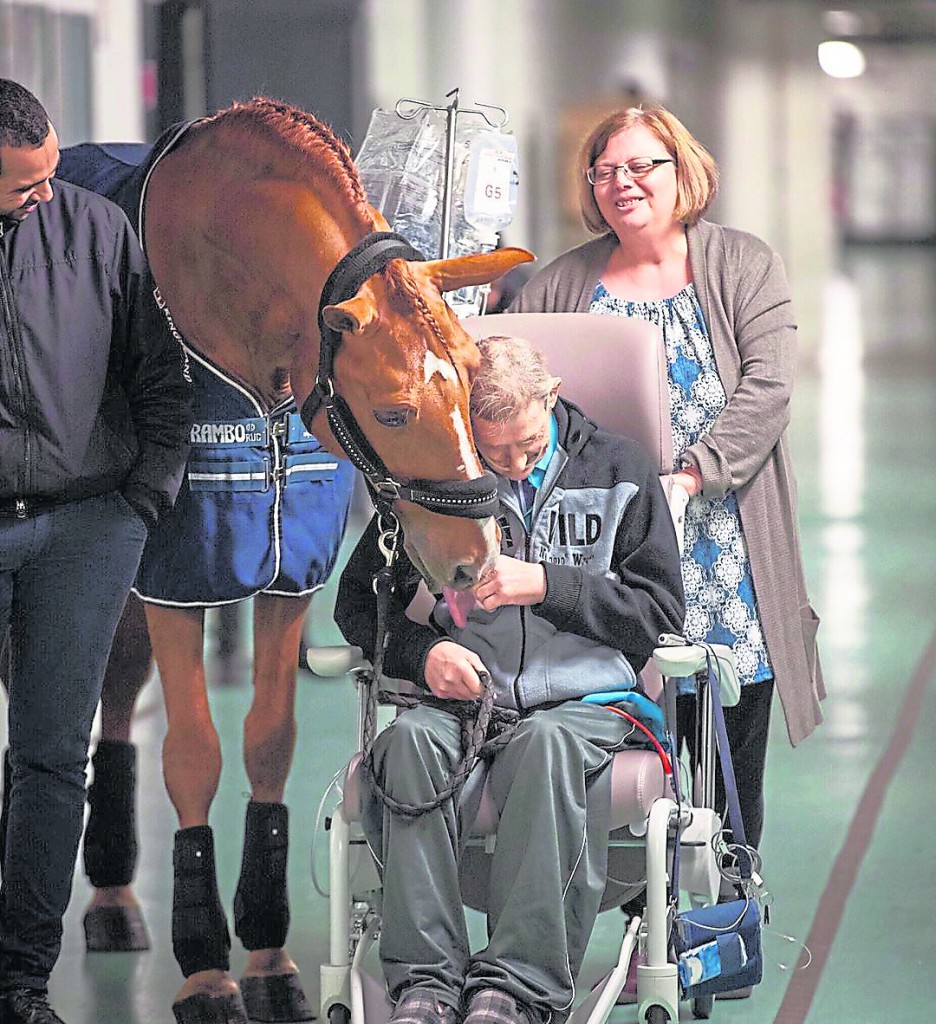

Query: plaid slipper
<box><xmin>463</xmin><ymin>988</ymin><xmax>545</xmax><ymax>1024</ymax></box>
<box><xmin>390</xmin><ymin>989</ymin><xmax>460</xmax><ymax>1024</ymax></box>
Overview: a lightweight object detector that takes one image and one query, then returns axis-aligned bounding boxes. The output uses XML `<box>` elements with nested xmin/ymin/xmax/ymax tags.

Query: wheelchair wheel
<box><xmin>644</xmin><ymin>1006</ymin><xmax>672</xmax><ymax>1024</ymax></box>
<box><xmin>328</xmin><ymin>1004</ymin><xmax>351</xmax><ymax>1024</ymax></box>
<box><xmin>692</xmin><ymin>994</ymin><xmax>714</xmax><ymax>1018</ymax></box>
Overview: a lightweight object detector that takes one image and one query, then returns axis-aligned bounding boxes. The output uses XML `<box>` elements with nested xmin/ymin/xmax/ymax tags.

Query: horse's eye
<box><xmin>374</xmin><ymin>408</ymin><xmax>411</xmax><ymax>428</ymax></box>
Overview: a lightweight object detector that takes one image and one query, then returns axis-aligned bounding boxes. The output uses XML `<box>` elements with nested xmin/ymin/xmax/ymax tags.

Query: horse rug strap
<box><xmin>134</xmin><ymin>359</ymin><xmax>355</xmax><ymax>604</ymax></box>
<box><xmin>302</xmin><ymin>231</ymin><xmax>499</xmax><ymax>520</ymax></box>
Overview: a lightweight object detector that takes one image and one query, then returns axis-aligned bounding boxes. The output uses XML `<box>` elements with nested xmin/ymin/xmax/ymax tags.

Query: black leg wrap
<box><xmin>83</xmin><ymin>739</ymin><xmax>139</xmax><ymax>887</ymax></box>
<box><xmin>233</xmin><ymin>801</ymin><xmax>290</xmax><ymax>951</ymax></box>
<box><xmin>172</xmin><ymin>825</ymin><xmax>231</xmax><ymax>976</ymax></box>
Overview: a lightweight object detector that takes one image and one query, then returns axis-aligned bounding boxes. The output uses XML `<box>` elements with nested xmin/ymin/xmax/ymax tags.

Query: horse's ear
<box><xmin>322</xmin><ymin>295</ymin><xmax>378</xmax><ymax>335</ymax></box>
<box><xmin>422</xmin><ymin>246</ymin><xmax>535</xmax><ymax>293</ymax></box>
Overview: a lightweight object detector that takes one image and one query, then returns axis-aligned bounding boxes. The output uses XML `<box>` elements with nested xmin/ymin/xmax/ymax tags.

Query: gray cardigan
<box><xmin>510</xmin><ymin>220</ymin><xmax>824</xmax><ymax>746</ymax></box>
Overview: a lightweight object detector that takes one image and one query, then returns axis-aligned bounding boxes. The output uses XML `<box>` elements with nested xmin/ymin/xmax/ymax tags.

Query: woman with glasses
<box><xmin>510</xmin><ymin>107</ymin><xmax>823</xmax><ymax>986</ymax></box>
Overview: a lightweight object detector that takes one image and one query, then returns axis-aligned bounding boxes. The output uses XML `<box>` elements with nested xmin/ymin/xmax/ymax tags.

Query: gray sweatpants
<box><xmin>361</xmin><ymin>701</ymin><xmax>637</xmax><ymax>1016</ymax></box>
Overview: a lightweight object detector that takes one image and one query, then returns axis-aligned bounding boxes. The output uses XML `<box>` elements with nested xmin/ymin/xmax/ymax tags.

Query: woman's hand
<box><xmin>473</xmin><ymin>554</ymin><xmax>547</xmax><ymax>611</ymax></box>
<box><xmin>423</xmin><ymin>641</ymin><xmax>488</xmax><ymax>700</ymax></box>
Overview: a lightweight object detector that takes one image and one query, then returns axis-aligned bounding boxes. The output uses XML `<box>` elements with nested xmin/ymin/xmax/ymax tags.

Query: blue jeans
<box><xmin>0</xmin><ymin>492</ymin><xmax>147</xmax><ymax>990</ymax></box>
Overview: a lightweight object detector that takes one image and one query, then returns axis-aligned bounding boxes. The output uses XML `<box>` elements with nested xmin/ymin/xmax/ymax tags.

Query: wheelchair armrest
<box><xmin>651</xmin><ymin>641</ymin><xmax>741</xmax><ymax>707</ymax></box>
<box><xmin>304</xmin><ymin>644</ymin><xmax>369</xmax><ymax>678</ymax></box>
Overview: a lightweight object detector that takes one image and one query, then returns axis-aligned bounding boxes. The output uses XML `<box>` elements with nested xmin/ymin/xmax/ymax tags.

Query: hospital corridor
<box><xmin>1</xmin><ymin>241</ymin><xmax>925</xmax><ymax>1024</ymax></box>
<box><xmin>1</xmin><ymin>2</ymin><xmax>935</xmax><ymax>1023</ymax></box>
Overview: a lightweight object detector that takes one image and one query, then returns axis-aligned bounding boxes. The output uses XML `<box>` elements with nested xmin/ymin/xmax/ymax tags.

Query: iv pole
<box><xmin>394</xmin><ymin>88</ymin><xmax>508</xmax><ymax>260</ymax></box>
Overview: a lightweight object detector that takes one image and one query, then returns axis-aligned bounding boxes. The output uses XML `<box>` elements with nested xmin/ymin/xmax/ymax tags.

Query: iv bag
<box><xmin>355</xmin><ymin>106</ymin><xmax>520</xmax><ymax>317</ymax></box>
<box><xmin>463</xmin><ymin>130</ymin><xmax>519</xmax><ymax>236</ymax></box>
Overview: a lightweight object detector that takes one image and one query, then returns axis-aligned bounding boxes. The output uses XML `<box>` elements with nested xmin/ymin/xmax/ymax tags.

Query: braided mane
<box><xmin>208</xmin><ymin>96</ymin><xmax>372</xmax><ymax>221</ymax></box>
<box><xmin>205</xmin><ymin>98</ymin><xmax>447</xmax><ymax>357</ymax></box>
<box><xmin>384</xmin><ymin>260</ymin><xmax>448</xmax><ymax>351</ymax></box>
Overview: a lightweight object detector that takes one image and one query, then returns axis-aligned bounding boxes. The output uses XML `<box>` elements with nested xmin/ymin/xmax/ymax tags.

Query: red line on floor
<box><xmin>773</xmin><ymin>624</ymin><xmax>936</xmax><ymax>1024</ymax></box>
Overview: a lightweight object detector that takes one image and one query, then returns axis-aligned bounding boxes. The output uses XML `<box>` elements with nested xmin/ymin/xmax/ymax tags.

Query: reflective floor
<box><xmin>2</xmin><ymin>249</ymin><xmax>934</xmax><ymax>1024</ymax></box>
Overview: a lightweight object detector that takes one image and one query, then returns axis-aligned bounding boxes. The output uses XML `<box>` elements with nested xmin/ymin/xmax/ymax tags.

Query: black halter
<box><xmin>300</xmin><ymin>231</ymin><xmax>499</xmax><ymax>519</ymax></box>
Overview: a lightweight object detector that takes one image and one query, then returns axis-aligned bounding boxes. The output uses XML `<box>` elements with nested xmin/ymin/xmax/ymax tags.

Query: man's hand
<box><xmin>473</xmin><ymin>554</ymin><xmax>546</xmax><ymax>611</ymax></box>
<box><xmin>671</xmin><ymin>469</ymin><xmax>700</xmax><ymax>497</ymax></box>
<box><xmin>423</xmin><ymin>641</ymin><xmax>488</xmax><ymax>700</ymax></box>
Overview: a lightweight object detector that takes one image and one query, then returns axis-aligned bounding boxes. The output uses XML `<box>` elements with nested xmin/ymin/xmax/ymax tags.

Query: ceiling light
<box><xmin>818</xmin><ymin>40</ymin><xmax>867</xmax><ymax>78</ymax></box>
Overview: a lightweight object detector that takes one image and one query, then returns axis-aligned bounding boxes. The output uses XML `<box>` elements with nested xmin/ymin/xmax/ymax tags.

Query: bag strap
<box><xmin>705</xmin><ymin>648</ymin><xmax>753</xmax><ymax>881</ymax></box>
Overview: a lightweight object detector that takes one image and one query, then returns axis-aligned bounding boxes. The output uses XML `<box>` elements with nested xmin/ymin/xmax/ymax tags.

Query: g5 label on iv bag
<box><xmin>464</xmin><ymin>131</ymin><xmax>519</xmax><ymax>239</ymax></box>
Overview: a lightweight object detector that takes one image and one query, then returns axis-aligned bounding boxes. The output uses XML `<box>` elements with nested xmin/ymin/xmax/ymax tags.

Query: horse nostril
<box><xmin>452</xmin><ymin>565</ymin><xmax>474</xmax><ymax>587</ymax></box>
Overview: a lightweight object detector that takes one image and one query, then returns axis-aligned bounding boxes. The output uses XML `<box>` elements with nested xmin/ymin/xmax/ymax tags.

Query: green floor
<box><xmin>6</xmin><ymin>268</ymin><xmax>936</xmax><ymax>1023</ymax></box>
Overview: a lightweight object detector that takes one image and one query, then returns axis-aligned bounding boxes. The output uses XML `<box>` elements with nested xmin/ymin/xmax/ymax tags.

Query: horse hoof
<box><xmin>240</xmin><ymin>973</ymin><xmax>315</xmax><ymax>1022</ymax></box>
<box><xmin>172</xmin><ymin>991</ymin><xmax>249</xmax><ymax>1024</ymax></box>
<box><xmin>83</xmin><ymin>904</ymin><xmax>151</xmax><ymax>952</ymax></box>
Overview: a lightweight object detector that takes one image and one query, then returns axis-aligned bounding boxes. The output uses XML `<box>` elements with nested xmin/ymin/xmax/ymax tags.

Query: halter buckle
<box><xmin>374</xmin><ymin>478</ymin><xmax>403</xmax><ymax>503</ymax></box>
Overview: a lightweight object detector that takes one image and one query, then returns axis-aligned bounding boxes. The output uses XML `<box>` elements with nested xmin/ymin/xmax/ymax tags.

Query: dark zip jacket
<box><xmin>336</xmin><ymin>398</ymin><xmax>685</xmax><ymax>708</ymax></box>
<box><xmin>0</xmin><ymin>179</ymin><xmax>191</xmax><ymax>525</ymax></box>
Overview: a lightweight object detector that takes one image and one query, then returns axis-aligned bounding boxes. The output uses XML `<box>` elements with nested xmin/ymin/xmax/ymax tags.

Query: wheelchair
<box><xmin>311</xmin><ymin>314</ymin><xmax>747</xmax><ymax>1024</ymax></box>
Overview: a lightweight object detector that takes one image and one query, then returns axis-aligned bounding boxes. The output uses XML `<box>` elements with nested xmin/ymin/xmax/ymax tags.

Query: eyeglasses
<box><xmin>586</xmin><ymin>158</ymin><xmax>676</xmax><ymax>185</ymax></box>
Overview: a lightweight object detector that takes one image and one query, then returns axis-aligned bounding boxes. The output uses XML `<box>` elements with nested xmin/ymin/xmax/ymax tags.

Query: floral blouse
<box><xmin>590</xmin><ymin>281</ymin><xmax>772</xmax><ymax>687</ymax></box>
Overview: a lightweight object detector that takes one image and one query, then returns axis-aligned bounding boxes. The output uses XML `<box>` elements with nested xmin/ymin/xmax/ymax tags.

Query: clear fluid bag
<box><xmin>355</xmin><ymin>106</ymin><xmax>519</xmax><ymax>317</ymax></box>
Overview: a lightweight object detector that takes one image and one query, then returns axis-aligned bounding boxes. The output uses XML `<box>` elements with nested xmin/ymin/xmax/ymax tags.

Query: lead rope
<box><xmin>361</xmin><ymin>513</ymin><xmax>519</xmax><ymax>818</ymax></box>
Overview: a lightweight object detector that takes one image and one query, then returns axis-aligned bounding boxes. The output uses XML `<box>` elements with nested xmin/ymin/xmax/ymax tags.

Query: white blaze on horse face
<box><xmin>423</xmin><ymin>350</ymin><xmax>458</xmax><ymax>385</ymax></box>
<box><xmin>451</xmin><ymin>406</ymin><xmax>482</xmax><ymax>476</ymax></box>
<box><xmin>424</xmin><ymin>350</ymin><xmax>479</xmax><ymax>474</ymax></box>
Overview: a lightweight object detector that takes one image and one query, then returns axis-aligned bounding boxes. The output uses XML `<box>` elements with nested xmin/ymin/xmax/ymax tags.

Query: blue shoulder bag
<box><xmin>670</xmin><ymin>653</ymin><xmax>764</xmax><ymax>998</ymax></box>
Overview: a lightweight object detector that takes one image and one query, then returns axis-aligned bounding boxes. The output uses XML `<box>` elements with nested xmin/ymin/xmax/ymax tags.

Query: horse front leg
<box><xmin>82</xmin><ymin>591</ymin><xmax>154</xmax><ymax>953</ymax></box>
<box><xmin>234</xmin><ymin>591</ymin><xmax>315</xmax><ymax>1023</ymax></box>
<box><xmin>146</xmin><ymin>602</ymin><xmax>246</xmax><ymax>1024</ymax></box>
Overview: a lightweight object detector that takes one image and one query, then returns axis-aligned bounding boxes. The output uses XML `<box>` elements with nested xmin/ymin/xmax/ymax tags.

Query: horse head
<box><xmin>140</xmin><ymin>96</ymin><xmax>533</xmax><ymax>592</ymax></box>
<box><xmin>299</xmin><ymin>243</ymin><xmax>534</xmax><ymax>591</ymax></box>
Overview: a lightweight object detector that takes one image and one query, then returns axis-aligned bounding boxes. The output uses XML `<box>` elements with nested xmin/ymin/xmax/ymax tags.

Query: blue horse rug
<box><xmin>58</xmin><ymin>126</ymin><xmax>356</xmax><ymax>605</ymax></box>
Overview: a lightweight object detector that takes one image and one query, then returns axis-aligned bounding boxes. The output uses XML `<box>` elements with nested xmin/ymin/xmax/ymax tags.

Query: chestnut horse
<box><xmin>58</xmin><ymin>97</ymin><xmax>531</xmax><ymax>1024</ymax></box>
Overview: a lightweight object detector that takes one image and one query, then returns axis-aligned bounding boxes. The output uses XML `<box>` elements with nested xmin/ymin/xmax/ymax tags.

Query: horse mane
<box><xmin>205</xmin><ymin>98</ymin><xmax>448</xmax><ymax>357</ymax></box>
<box><xmin>206</xmin><ymin>96</ymin><xmax>373</xmax><ymax>225</ymax></box>
<box><xmin>384</xmin><ymin>260</ymin><xmax>449</xmax><ymax>352</ymax></box>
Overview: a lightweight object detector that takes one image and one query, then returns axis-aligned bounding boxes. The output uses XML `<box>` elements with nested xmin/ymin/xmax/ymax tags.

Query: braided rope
<box><xmin>361</xmin><ymin>674</ymin><xmax>520</xmax><ymax>819</ymax></box>
<box><xmin>362</xmin><ymin>514</ymin><xmax>519</xmax><ymax>818</ymax></box>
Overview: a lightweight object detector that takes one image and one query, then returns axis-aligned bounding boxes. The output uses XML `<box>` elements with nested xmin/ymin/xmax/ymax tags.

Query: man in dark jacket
<box><xmin>335</xmin><ymin>335</ymin><xmax>684</xmax><ymax>1024</ymax></box>
<box><xmin>0</xmin><ymin>80</ymin><xmax>191</xmax><ymax>1024</ymax></box>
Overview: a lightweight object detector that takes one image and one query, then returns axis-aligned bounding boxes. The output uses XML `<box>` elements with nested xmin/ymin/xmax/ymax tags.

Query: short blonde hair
<box><xmin>470</xmin><ymin>336</ymin><xmax>554</xmax><ymax>423</ymax></box>
<box><xmin>578</xmin><ymin>105</ymin><xmax>719</xmax><ymax>234</ymax></box>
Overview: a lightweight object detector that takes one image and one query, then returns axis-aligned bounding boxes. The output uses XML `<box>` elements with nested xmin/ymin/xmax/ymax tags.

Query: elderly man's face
<box><xmin>473</xmin><ymin>387</ymin><xmax>558</xmax><ymax>481</ymax></box>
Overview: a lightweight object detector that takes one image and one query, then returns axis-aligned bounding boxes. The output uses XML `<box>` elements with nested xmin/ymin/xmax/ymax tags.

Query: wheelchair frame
<box><xmin>309</xmin><ymin>640</ymin><xmax>740</xmax><ymax>1024</ymax></box>
<box><xmin>313</xmin><ymin>312</ymin><xmax>747</xmax><ymax>1024</ymax></box>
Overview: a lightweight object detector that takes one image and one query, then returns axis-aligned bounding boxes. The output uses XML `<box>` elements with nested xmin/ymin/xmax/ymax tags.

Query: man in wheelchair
<box><xmin>334</xmin><ymin>335</ymin><xmax>685</xmax><ymax>1024</ymax></box>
